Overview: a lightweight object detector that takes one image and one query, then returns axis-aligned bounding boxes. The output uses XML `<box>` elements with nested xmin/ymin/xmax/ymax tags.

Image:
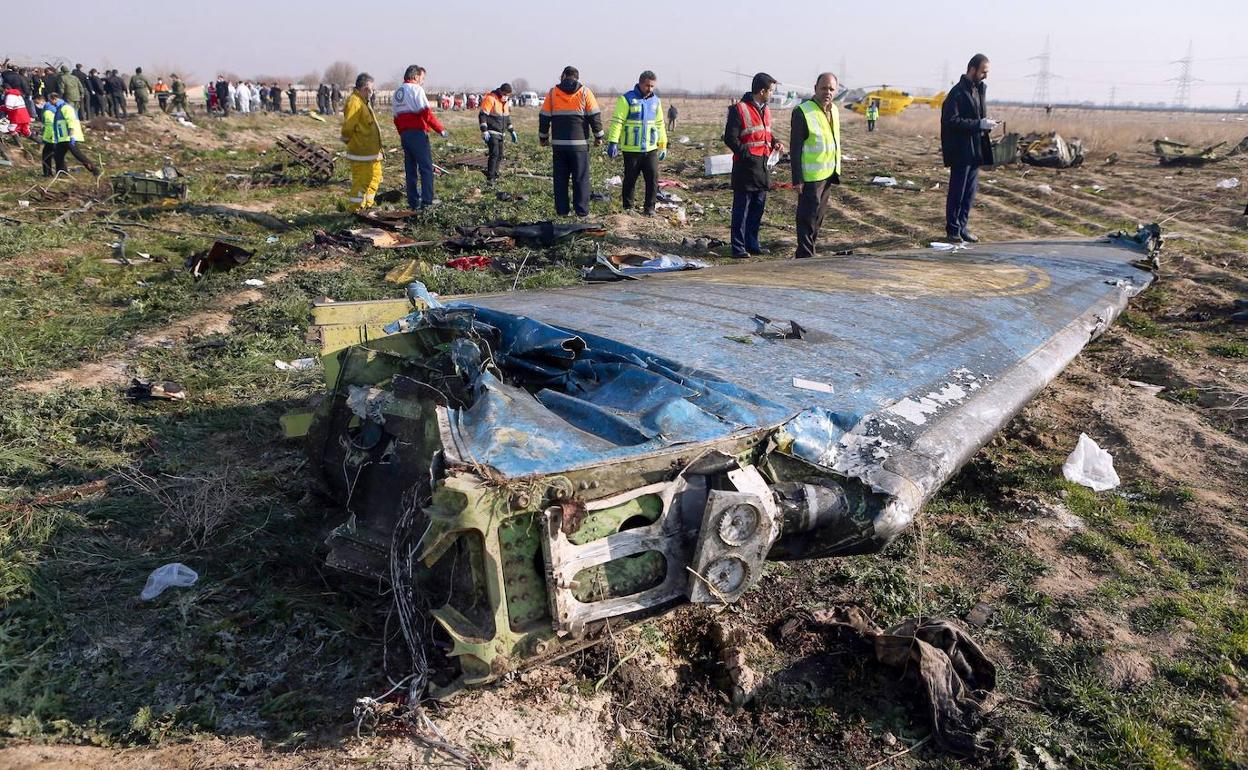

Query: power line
<box><xmin>1027</xmin><ymin>35</ymin><xmax>1055</xmax><ymax>106</ymax></box>
<box><xmin>1170</xmin><ymin>40</ymin><xmax>1195</xmax><ymax>108</ymax></box>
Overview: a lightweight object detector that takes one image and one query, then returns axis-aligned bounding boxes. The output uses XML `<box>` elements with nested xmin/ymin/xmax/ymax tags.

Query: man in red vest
<box><xmin>722</xmin><ymin>73</ymin><xmax>785</xmax><ymax>258</ymax></box>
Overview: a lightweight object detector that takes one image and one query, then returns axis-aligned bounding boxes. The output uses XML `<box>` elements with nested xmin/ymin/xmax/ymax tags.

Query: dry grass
<box><xmin>120</xmin><ymin>467</ymin><xmax>260</xmax><ymax>550</ymax></box>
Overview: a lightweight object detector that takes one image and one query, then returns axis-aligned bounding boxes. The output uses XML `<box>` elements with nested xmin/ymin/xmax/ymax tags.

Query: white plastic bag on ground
<box><xmin>1062</xmin><ymin>433</ymin><xmax>1120</xmax><ymax>491</ymax></box>
<box><xmin>140</xmin><ymin>563</ymin><xmax>198</xmax><ymax>600</ymax></box>
<box><xmin>1215</xmin><ymin>177</ymin><xmax>1239</xmax><ymax>189</ymax></box>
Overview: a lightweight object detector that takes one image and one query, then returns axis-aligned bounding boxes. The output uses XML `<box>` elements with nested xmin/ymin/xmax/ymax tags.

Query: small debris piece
<box><xmin>140</xmin><ymin>563</ymin><xmax>198</xmax><ymax>600</ymax></box>
<box><xmin>186</xmin><ymin>241</ymin><xmax>254</xmax><ymax>279</ymax></box>
<box><xmin>445</xmin><ymin>255</ymin><xmax>492</xmax><ymax>271</ymax></box>
<box><xmin>799</xmin><ymin>605</ymin><xmax>998</xmax><ymax>756</ymax></box>
<box><xmin>965</xmin><ymin>602</ymin><xmax>993</xmax><ymax>627</ymax></box>
<box><xmin>276</xmin><ymin>358</ymin><xmax>317</xmax><ymax>371</ymax></box>
<box><xmin>274</xmin><ymin>135</ymin><xmax>335</xmax><ymax>183</ymax></box>
<box><xmin>792</xmin><ymin>377</ymin><xmax>834</xmax><ymax>394</ymax></box>
<box><xmin>1062</xmin><ymin>433</ymin><xmax>1120</xmax><ymax>491</ymax></box>
<box><xmin>243</xmin><ymin>278</ymin><xmax>266</xmax><ymax>287</ymax></box>
<box><xmin>1215</xmin><ymin>177</ymin><xmax>1240</xmax><ymax>189</ymax></box>
<box><xmin>127</xmin><ymin>379</ymin><xmax>188</xmax><ymax>402</ymax></box>
<box><xmin>110</xmin><ymin>172</ymin><xmax>189</xmax><ymax>204</ymax></box>
<box><xmin>871</xmin><ymin>176</ymin><xmax>899</xmax><ymax>187</ymax></box>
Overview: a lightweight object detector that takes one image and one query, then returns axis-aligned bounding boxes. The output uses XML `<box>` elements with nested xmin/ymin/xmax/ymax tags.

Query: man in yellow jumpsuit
<box><xmin>341</xmin><ymin>72</ymin><xmax>382</xmax><ymax>211</ymax></box>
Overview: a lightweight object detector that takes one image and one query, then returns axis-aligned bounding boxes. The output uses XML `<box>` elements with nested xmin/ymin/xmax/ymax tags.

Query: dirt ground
<box><xmin>0</xmin><ymin>99</ymin><xmax>1245</xmax><ymax>770</ymax></box>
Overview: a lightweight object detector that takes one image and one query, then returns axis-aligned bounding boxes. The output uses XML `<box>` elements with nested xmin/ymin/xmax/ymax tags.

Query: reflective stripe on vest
<box><xmin>799</xmin><ymin>101</ymin><xmax>841</xmax><ymax>182</ymax></box>
<box><xmin>736</xmin><ymin>100</ymin><xmax>772</xmax><ymax>156</ymax></box>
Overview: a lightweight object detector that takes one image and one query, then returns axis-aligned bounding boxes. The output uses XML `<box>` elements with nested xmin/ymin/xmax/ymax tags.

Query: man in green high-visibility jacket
<box><xmin>789</xmin><ymin>73</ymin><xmax>843</xmax><ymax>258</ymax></box>
<box><xmin>41</xmin><ymin>92</ymin><xmax>100</xmax><ymax>176</ymax></box>
<box><xmin>606</xmin><ymin>70</ymin><xmax>667</xmax><ymax>215</ymax></box>
<box><xmin>866</xmin><ymin>99</ymin><xmax>880</xmax><ymax>131</ymax></box>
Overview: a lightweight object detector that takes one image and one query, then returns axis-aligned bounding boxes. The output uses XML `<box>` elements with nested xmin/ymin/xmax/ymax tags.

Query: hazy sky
<box><xmin>8</xmin><ymin>0</ymin><xmax>1248</xmax><ymax>107</ymax></box>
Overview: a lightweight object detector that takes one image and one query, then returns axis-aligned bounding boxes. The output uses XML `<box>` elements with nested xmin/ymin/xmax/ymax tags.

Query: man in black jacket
<box><xmin>107</xmin><ymin>70</ymin><xmax>127</xmax><ymax>116</ymax></box>
<box><xmin>87</xmin><ymin>69</ymin><xmax>104</xmax><ymax>118</ymax></box>
<box><xmin>722</xmin><ymin>73</ymin><xmax>785</xmax><ymax>257</ymax></box>
<box><xmin>940</xmin><ymin>53</ymin><xmax>998</xmax><ymax>243</ymax></box>
<box><xmin>215</xmin><ymin>77</ymin><xmax>230</xmax><ymax>116</ymax></box>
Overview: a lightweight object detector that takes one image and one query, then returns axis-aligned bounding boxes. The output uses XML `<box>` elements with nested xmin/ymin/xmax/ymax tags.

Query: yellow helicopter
<box><xmin>841</xmin><ymin>85</ymin><xmax>946</xmax><ymax>116</ymax></box>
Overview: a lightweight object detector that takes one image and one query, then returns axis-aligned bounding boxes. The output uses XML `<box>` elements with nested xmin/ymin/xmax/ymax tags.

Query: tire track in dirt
<box><xmin>835</xmin><ymin>187</ymin><xmax>936</xmax><ymax>242</ymax></box>
<box><xmin>978</xmin><ymin>184</ymin><xmax>1110</xmax><ymax>234</ymax></box>
<box><xmin>974</xmin><ymin>195</ymin><xmax>1084</xmax><ymax>238</ymax></box>
<box><xmin>1001</xmin><ymin>180</ymin><xmax>1235</xmax><ymax>245</ymax></box>
<box><xmin>18</xmin><ymin>257</ymin><xmax>346</xmax><ymax>394</ymax></box>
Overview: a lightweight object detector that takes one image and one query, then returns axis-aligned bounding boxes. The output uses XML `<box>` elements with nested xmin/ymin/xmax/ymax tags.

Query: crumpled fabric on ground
<box><xmin>803</xmin><ymin>604</ymin><xmax>997</xmax><ymax>756</ymax></box>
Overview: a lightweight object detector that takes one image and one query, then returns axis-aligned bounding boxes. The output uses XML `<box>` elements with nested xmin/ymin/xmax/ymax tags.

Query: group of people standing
<box><xmin>1</xmin><ymin>61</ymin><xmax>186</xmax><ymax>122</ymax></box>
<box><xmin>332</xmin><ymin>55</ymin><xmax>998</xmax><ymax>258</ymax></box>
<box><xmin>207</xmin><ymin>77</ymin><xmax>291</xmax><ymax>116</ymax></box>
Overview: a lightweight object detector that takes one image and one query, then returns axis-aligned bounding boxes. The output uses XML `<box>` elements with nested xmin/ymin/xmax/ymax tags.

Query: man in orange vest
<box><xmin>722</xmin><ymin>73</ymin><xmax>785</xmax><ymax>257</ymax></box>
<box><xmin>539</xmin><ymin>65</ymin><xmax>604</xmax><ymax>217</ymax></box>
<box><xmin>478</xmin><ymin>82</ymin><xmax>518</xmax><ymax>183</ymax></box>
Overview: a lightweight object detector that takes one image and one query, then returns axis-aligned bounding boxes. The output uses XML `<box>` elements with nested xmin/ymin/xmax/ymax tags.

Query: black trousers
<box><xmin>945</xmin><ymin>164</ymin><xmax>979</xmax><ymax>236</ymax></box>
<box><xmin>41</xmin><ymin>142</ymin><xmax>55</xmax><ymax>175</ymax></box>
<box><xmin>485</xmin><ymin>135</ymin><xmax>505</xmax><ymax>181</ymax></box>
<box><xmin>796</xmin><ymin>176</ymin><xmax>837</xmax><ymax>258</ymax></box>
<box><xmin>288</xmin><ymin>94</ymin><xmax>296</xmax><ymax>112</ymax></box>
<box><xmin>110</xmin><ymin>94</ymin><xmax>126</xmax><ymax>116</ymax></box>
<box><xmin>621</xmin><ymin>150</ymin><xmax>658</xmax><ymax>212</ymax></box>
<box><xmin>51</xmin><ymin>142</ymin><xmax>96</xmax><ymax>174</ymax></box>
<box><xmin>552</xmin><ymin>147</ymin><xmax>590</xmax><ymax>216</ymax></box>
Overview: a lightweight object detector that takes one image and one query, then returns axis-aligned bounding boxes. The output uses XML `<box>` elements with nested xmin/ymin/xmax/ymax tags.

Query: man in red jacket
<box><xmin>2</xmin><ymin>86</ymin><xmax>32</xmax><ymax>137</ymax></box>
<box><xmin>392</xmin><ymin>64</ymin><xmax>449</xmax><ymax>210</ymax></box>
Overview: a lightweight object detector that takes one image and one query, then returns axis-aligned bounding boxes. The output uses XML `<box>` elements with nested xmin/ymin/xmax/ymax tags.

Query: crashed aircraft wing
<box><xmin>456</xmin><ymin>237</ymin><xmax>1152</xmax><ymax>551</ymax></box>
<box><xmin>298</xmin><ymin>234</ymin><xmax>1154</xmax><ymax>688</ymax></box>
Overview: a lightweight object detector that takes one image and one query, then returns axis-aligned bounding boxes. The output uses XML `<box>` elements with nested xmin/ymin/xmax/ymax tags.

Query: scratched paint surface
<box><xmin>461</xmin><ymin>238</ymin><xmax>1149</xmax><ymax>438</ymax></box>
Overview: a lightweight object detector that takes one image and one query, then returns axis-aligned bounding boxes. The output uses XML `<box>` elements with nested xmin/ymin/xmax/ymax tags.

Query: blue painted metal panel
<box><xmin>440</xmin><ymin>238</ymin><xmax>1151</xmax><ymax>486</ymax></box>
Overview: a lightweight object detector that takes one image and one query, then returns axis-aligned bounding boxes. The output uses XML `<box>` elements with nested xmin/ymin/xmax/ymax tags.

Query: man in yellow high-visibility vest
<box><xmin>789</xmin><ymin>73</ymin><xmax>842</xmax><ymax>258</ymax></box>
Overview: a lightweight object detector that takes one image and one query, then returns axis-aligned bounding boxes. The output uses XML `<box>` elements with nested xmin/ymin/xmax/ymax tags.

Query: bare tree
<box><xmin>323</xmin><ymin>61</ymin><xmax>357</xmax><ymax>88</ymax></box>
<box><xmin>511</xmin><ymin>77</ymin><xmax>530</xmax><ymax>93</ymax></box>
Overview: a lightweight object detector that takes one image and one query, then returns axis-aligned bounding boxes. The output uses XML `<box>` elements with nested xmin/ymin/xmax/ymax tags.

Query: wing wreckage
<box><xmin>285</xmin><ymin>229</ymin><xmax>1159</xmax><ymax>693</ymax></box>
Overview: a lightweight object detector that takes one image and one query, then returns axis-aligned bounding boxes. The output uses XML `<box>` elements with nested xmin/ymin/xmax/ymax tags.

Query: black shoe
<box><xmin>960</xmin><ymin>231</ymin><xmax>980</xmax><ymax>243</ymax></box>
<box><xmin>945</xmin><ymin>232</ymin><xmax>963</xmax><ymax>243</ymax></box>
<box><xmin>642</xmin><ymin>208</ymin><xmax>655</xmax><ymax>217</ymax></box>
<box><xmin>1231</xmin><ymin>311</ymin><xmax>1248</xmax><ymax>324</ymax></box>
<box><xmin>748</xmin><ymin>248</ymin><xmax>771</xmax><ymax>256</ymax></box>
<box><xmin>731</xmin><ymin>252</ymin><xmax>751</xmax><ymax>259</ymax></box>
<box><xmin>794</xmin><ymin>251</ymin><xmax>814</xmax><ymax>259</ymax></box>
<box><xmin>1233</xmin><ymin>298</ymin><xmax>1248</xmax><ymax>309</ymax></box>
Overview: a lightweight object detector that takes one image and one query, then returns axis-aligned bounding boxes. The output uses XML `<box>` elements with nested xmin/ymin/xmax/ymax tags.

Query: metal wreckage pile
<box><xmin>283</xmin><ymin>224</ymin><xmax>1161</xmax><ymax>750</ymax></box>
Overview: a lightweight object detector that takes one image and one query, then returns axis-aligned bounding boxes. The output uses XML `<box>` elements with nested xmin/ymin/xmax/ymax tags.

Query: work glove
<box><xmin>607</xmin><ymin>142</ymin><xmax>619</xmax><ymax>159</ymax></box>
<box><xmin>482</xmin><ymin>131</ymin><xmax>491</xmax><ymax>144</ymax></box>
<box><xmin>593</xmin><ymin>136</ymin><xmax>603</xmax><ymax>147</ymax></box>
<box><xmin>831</xmin><ymin>172</ymin><xmax>840</xmax><ymax>184</ymax></box>
<box><xmin>440</xmin><ymin>130</ymin><xmax>449</xmax><ymax>139</ymax></box>
<box><xmin>658</xmin><ymin>149</ymin><xmax>667</xmax><ymax>161</ymax></box>
<box><xmin>540</xmin><ymin>137</ymin><xmax>549</xmax><ymax>147</ymax></box>
<box><xmin>509</xmin><ymin>128</ymin><xmax>518</xmax><ymax>144</ymax></box>
<box><xmin>978</xmin><ymin>118</ymin><xmax>999</xmax><ymax>131</ymax></box>
<box><xmin>69</xmin><ymin>138</ymin><xmax>76</xmax><ymax>147</ymax></box>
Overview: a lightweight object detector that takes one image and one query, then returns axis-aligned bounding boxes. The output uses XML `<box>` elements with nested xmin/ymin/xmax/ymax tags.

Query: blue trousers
<box><xmin>401</xmin><ymin>130</ymin><xmax>435</xmax><ymax>208</ymax></box>
<box><xmin>945</xmin><ymin>164</ymin><xmax>979</xmax><ymax>236</ymax></box>
<box><xmin>730</xmin><ymin>190</ymin><xmax>767</xmax><ymax>255</ymax></box>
